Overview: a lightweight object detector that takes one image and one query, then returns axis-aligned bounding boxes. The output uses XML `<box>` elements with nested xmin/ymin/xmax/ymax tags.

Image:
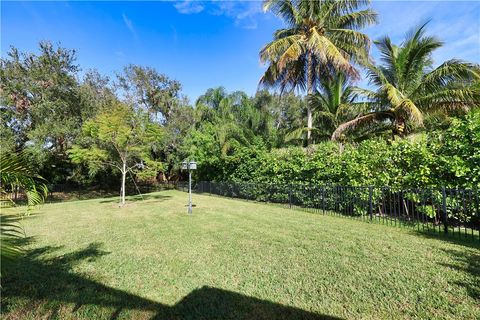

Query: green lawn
<box><xmin>1</xmin><ymin>190</ymin><xmax>479</xmax><ymax>319</ymax></box>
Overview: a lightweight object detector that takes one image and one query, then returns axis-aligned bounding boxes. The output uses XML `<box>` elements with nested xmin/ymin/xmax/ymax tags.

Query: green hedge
<box><xmin>197</xmin><ymin>110</ymin><xmax>479</xmax><ymax>190</ymax></box>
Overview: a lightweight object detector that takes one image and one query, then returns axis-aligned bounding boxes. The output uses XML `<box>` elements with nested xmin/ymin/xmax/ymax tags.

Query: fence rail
<box><xmin>176</xmin><ymin>181</ymin><xmax>480</xmax><ymax>241</ymax></box>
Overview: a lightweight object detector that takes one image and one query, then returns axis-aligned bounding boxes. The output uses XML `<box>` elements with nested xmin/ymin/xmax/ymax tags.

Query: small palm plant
<box><xmin>1</xmin><ymin>152</ymin><xmax>47</xmax><ymax>275</ymax></box>
<box><xmin>332</xmin><ymin>23</ymin><xmax>480</xmax><ymax>141</ymax></box>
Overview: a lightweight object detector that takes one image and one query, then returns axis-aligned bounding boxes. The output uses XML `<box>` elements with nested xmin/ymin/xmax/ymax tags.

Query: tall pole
<box><xmin>188</xmin><ymin>168</ymin><xmax>192</xmax><ymax>214</ymax></box>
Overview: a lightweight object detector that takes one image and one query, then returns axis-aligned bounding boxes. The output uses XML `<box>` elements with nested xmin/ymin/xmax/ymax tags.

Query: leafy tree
<box><xmin>116</xmin><ymin>64</ymin><xmax>183</xmax><ymax>123</ymax></box>
<box><xmin>333</xmin><ymin>23</ymin><xmax>480</xmax><ymax>140</ymax></box>
<box><xmin>0</xmin><ymin>42</ymin><xmax>84</xmax><ymax>183</ymax></box>
<box><xmin>181</xmin><ymin>122</ymin><xmax>224</xmax><ymax>181</ymax></box>
<box><xmin>69</xmin><ymin>102</ymin><xmax>163</xmax><ymax>206</ymax></box>
<box><xmin>269</xmin><ymin>92</ymin><xmax>307</xmax><ymax>146</ymax></box>
<box><xmin>78</xmin><ymin>70</ymin><xmax>117</xmax><ymax>119</ymax></box>
<box><xmin>159</xmin><ymin>103</ymin><xmax>195</xmax><ymax>181</ymax></box>
<box><xmin>249</xmin><ymin>90</ymin><xmax>278</xmax><ymax>145</ymax></box>
<box><xmin>260</xmin><ymin>0</ymin><xmax>377</xmax><ymax>143</ymax></box>
<box><xmin>114</xmin><ymin>65</ymin><xmax>188</xmax><ymax>182</ymax></box>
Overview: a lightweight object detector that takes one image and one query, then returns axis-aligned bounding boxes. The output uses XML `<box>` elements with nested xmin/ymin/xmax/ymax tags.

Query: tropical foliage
<box><xmin>299</xmin><ymin>72</ymin><xmax>363</xmax><ymax>142</ymax></box>
<box><xmin>0</xmin><ymin>152</ymin><xmax>47</xmax><ymax>275</ymax></box>
<box><xmin>0</xmin><ymin>14</ymin><xmax>479</xmax><ymax>207</ymax></box>
<box><xmin>210</xmin><ymin>110</ymin><xmax>480</xmax><ymax>191</ymax></box>
<box><xmin>260</xmin><ymin>0</ymin><xmax>377</xmax><ymax>143</ymax></box>
<box><xmin>332</xmin><ymin>23</ymin><xmax>480</xmax><ymax>140</ymax></box>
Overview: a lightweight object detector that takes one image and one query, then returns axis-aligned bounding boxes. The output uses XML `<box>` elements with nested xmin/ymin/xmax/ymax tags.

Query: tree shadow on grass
<box><xmin>2</xmin><ymin>242</ymin><xmax>342</xmax><ymax>320</ymax></box>
<box><xmin>98</xmin><ymin>193</ymin><xmax>172</xmax><ymax>204</ymax></box>
<box><xmin>438</xmin><ymin>248</ymin><xmax>480</xmax><ymax>301</ymax></box>
<box><xmin>412</xmin><ymin>231</ymin><xmax>480</xmax><ymax>301</ymax></box>
<box><xmin>154</xmin><ymin>286</ymin><xmax>341</xmax><ymax>320</ymax></box>
<box><xmin>411</xmin><ymin>229</ymin><xmax>480</xmax><ymax>249</ymax></box>
<box><xmin>46</xmin><ymin>189</ymin><xmax>120</xmax><ymax>203</ymax></box>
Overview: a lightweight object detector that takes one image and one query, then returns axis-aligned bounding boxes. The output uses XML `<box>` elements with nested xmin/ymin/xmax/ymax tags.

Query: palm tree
<box><xmin>301</xmin><ymin>73</ymin><xmax>364</xmax><ymax>142</ymax></box>
<box><xmin>1</xmin><ymin>152</ymin><xmax>47</xmax><ymax>276</ymax></box>
<box><xmin>284</xmin><ymin>72</ymin><xmax>363</xmax><ymax>144</ymax></box>
<box><xmin>259</xmin><ymin>0</ymin><xmax>377</xmax><ymax>144</ymax></box>
<box><xmin>195</xmin><ymin>88</ymin><xmax>251</xmax><ymax>156</ymax></box>
<box><xmin>332</xmin><ymin>23</ymin><xmax>480</xmax><ymax>141</ymax></box>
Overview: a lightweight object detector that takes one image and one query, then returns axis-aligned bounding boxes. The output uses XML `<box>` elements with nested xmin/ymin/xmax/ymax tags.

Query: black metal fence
<box><xmin>47</xmin><ymin>182</ymin><xmax>179</xmax><ymax>196</ymax></box>
<box><xmin>177</xmin><ymin>181</ymin><xmax>480</xmax><ymax>241</ymax></box>
<box><xmin>3</xmin><ymin>182</ymin><xmax>179</xmax><ymax>203</ymax></box>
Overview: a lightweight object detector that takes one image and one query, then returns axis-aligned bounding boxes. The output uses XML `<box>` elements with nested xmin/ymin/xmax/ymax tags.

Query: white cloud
<box><xmin>122</xmin><ymin>13</ymin><xmax>137</xmax><ymax>39</ymax></box>
<box><xmin>433</xmin><ymin>33</ymin><xmax>480</xmax><ymax>64</ymax></box>
<box><xmin>210</xmin><ymin>1</ymin><xmax>262</xmax><ymax>29</ymax></box>
<box><xmin>173</xmin><ymin>1</ymin><xmax>263</xmax><ymax>29</ymax></box>
<box><xmin>174</xmin><ymin>1</ymin><xmax>204</xmax><ymax>14</ymax></box>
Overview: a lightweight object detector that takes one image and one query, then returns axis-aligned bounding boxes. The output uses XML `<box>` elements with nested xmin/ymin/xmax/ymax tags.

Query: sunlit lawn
<box><xmin>1</xmin><ymin>190</ymin><xmax>479</xmax><ymax>319</ymax></box>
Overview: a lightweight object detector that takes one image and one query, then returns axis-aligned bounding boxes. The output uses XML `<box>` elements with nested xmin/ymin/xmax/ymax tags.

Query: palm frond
<box><xmin>416</xmin><ymin>88</ymin><xmax>480</xmax><ymax>112</ymax></box>
<box><xmin>374</xmin><ymin>36</ymin><xmax>397</xmax><ymax>74</ymax></box>
<box><xmin>332</xmin><ymin>111</ymin><xmax>393</xmax><ymax>141</ymax></box>
<box><xmin>308</xmin><ymin>29</ymin><xmax>358</xmax><ymax>78</ymax></box>
<box><xmin>417</xmin><ymin>60</ymin><xmax>480</xmax><ymax>94</ymax></box>
<box><xmin>263</xmin><ymin>0</ymin><xmax>298</xmax><ymax>26</ymax></box>
<box><xmin>350</xmin><ymin>86</ymin><xmax>378</xmax><ymax>100</ymax></box>
<box><xmin>383</xmin><ymin>83</ymin><xmax>404</xmax><ymax>106</ymax></box>
<box><xmin>335</xmin><ymin>9</ymin><xmax>378</xmax><ymax>29</ymax></box>
<box><xmin>315</xmin><ymin>111</ymin><xmax>336</xmax><ymax>124</ymax></box>
<box><xmin>277</xmin><ymin>40</ymin><xmax>305</xmax><ymax>69</ymax></box>
<box><xmin>260</xmin><ymin>34</ymin><xmax>303</xmax><ymax>64</ymax></box>
<box><xmin>284</xmin><ymin>126</ymin><xmax>307</xmax><ymax>142</ymax></box>
<box><xmin>284</xmin><ymin>126</ymin><xmax>323</xmax><ymax>143</ymax></box>
<box><xmin>330</xmin><ymin>28</ymin><xmax>371</xmax><ymax>50</ymax></box>
<box><xmin>1</xmin><ymin>152</ymin><xmax>48</xmax><ymax>211</ymax></box>
<box><xmin>1</xmin><ymin>152</ymin><xmax>48</xmax><ymax>276</ymax></box>
<box><xmin>397</xmin><ymin>99</ymin><xmax>424</xmax><ymax>125</ymax></box>
<box><xmin>401</xmin><ymin>35</ymin><xmax>443</xmax><ymax>92</ymax></box>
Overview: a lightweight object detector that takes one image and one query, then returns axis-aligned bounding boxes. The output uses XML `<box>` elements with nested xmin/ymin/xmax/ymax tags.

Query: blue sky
<box><xmin>2</xmin><ymin>1</ymin><xmax>479</xmax><ymax>102</ymax></box>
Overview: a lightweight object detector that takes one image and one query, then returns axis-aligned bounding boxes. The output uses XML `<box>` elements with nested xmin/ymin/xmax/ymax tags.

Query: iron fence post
<box><xmin>442</xmin><ymin>187</ymin><xmax>448</xmax><ymax>234</ymax></box>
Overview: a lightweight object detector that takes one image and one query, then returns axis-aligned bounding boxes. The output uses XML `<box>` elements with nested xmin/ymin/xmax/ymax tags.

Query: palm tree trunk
<box><xmin>393</xmin><ymin>116</ymin><xmax>406</xmax><ymax>138</ymax></box>
<box><xmin>306</xmin><ymin>53</ymin><xmax>313</xmax><ymax>145</ymax></box>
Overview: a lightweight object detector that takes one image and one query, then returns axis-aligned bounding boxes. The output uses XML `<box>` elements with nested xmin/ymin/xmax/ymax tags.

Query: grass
<box><xmin>1</xmin><ymin>190</ymin><xmax>479</xmax><ymax>319</ymax></box>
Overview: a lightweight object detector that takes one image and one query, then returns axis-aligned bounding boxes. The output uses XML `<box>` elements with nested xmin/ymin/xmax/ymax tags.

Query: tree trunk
<box><xmin>120</xmin><ymin>160</ymin><xmax>126</xmax><ymax>207</ymax></box>
<box><xmin>307</xmin><ymin>53</ymin><xmax>314</xmax><ymax>145</ymax></box>
<box><xmin>393</xmin><ymin>116</ymin><xmax>406</xmax><ymax>138</ymax></box>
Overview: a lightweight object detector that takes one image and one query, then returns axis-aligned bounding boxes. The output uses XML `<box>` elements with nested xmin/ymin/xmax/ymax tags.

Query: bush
<box><xmin>197</xmin><ymin>111</ymin><xmax>479</xmax><ymax>192</ymax></box>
